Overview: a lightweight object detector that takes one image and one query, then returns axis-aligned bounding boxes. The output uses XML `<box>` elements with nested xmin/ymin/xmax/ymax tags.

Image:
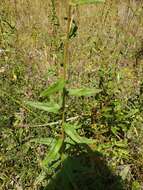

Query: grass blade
<box><xmin>70</xmin><ymin>0</ymin><xmax>105</xmax><ymax>5</ymax></box>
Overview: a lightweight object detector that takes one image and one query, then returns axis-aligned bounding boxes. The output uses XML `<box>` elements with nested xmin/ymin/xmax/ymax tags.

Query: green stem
<box><xmin>61</xmin><ymin>4</ymin><xmax>72</xmax><ymax>139</ymax></box>
<box><xmin>61</xmin><ymin>87</ymin><xmax>66</xmax><ymax>139</ymax></box>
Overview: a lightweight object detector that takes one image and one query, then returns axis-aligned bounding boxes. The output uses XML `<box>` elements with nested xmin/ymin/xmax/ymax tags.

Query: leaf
<box><xmin>64</xmin><ymin>123</ymin><xmax>95</xmax><ymax>144</ymax></box>
<box><xmin>42</xmin><ymin>138</ymin><xmax>63</xmax><ymax>167</ymax></box>
<box><xmin>30</xmin><ymin>138</ymin><xmax>55</xmax><ymax>146</ymax></box>
<box><xmin>68</xmin><ymin>88</ymin><xmax>101</xmax><ymax>97</ymax></box>
<box><xmin>40</xmin><ymin>79</ymin><xmax>65</xmax><ymax>97</ymax></box>
<box><xmin>25</xmin><ymin>101</ymin><xmax>61</xmax><ymax>113</ymax></box>
<box><xmin>70</xmin><ymin>0</ymin><xmax>105</xmax><ymax>5</ymax></box>
<box><xmin>65</xmin><ymin>137</ymin><xmax>76</xmax><ymax>145</ymax></box>
<box><xmin>69</xmin><ymin>19</ymin><xmax>78</xmax><ymax>39</ymax></box>
<box><xmin>120</xmin><ymin>165</ymin><xmax>130</xmax><ymax>180</ymax></box>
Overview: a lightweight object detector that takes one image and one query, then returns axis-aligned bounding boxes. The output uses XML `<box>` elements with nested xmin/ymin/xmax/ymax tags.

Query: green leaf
<box><xmin>68</xmin><ymin>88</ymin><xmax>101</xmax><ymax>97</ymax></box>
<box><xmin>65</xmin><ymin>137</ymin><xmax>76</xmax><ymax>145</ymax></box>
<box><xmin>30</xmin><ymin>138</ymin><xmax>55</xmax><ymax>146</ymax></box>
<box><xmin>69</xmin><ymin>19</ymin><xmax>78</xmax><ymax>39</ymax></box>
<box><xmin>120</xmin><ymin>165</ymin><xmax>130</xmax><ymax>180</ymax></box>
<box><xmin>70</xmin><ymin>0</ymin><xmax>105</xmax><ymax>5</ymax></box>
<box><xmin>40</xmin><ymin>79</ymin><xmax>65</xmax><ymax>97</ymax></box>
<box><xmin>64</xmin><ymin>123</ymin><xmax>95</xmax><ymax>144</ymax></box>
<box><xmin>42</xmin><ymin>138</ymin><xmax>63</xmax><ymax>167</ymax></box>
<box><xmin>25</xmin><ymin>101</ymin><xmax>61</xmax><ymax>113</ymax></box>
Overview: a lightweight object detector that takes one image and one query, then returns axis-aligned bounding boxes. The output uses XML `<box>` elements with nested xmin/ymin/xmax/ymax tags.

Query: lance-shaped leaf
<box><xmin>70</xmin><ymin>0</ymin><xmax>105</xmax><ymax>6</ymax></box>
<box><xmin>68</xmin><ymin>88</ymin><xmax>101</xmax><ymax>97</ymax></box>
<box><xmin>30</xmin><ymin>138</ymin><xmax>55</xmax><ymax>146</ymax></box>
<box><xmin>64</xmin><ymin>123</ymin><xmax>95</xmax><ymax>144</ymax></box>
<box><xmin>40</xmin><ymin>79</ymin><xmax>65</xmax><ymax>97</ymax></box>
<box><xmin>42</xmin><ymin>138</ymin><xmax>63</xmax><ymax>167</ymax></box>
<box><xmin>25</xmin><ymin>101</ymin><xmax>61</xmax><ymax>113</ymax></box>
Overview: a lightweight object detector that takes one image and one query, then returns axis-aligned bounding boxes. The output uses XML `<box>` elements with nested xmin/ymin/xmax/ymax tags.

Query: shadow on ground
<box><xmin>43</xmin><ymin>145</ymin><xmax>125</xmax><ymax>190</ymax></box>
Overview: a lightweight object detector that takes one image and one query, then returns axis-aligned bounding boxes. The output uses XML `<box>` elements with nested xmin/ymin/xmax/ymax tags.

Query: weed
<box><xmin>0</xmin><ymin>0</ymin><xmax>143</xmax><ymax>189</ymax></box>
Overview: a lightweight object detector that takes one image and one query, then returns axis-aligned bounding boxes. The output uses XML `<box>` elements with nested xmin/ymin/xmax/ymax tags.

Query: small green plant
<box><xmin>25</xmin><ymin>0</ymin><xmax>104</xmax><ymax>186</ymax></box>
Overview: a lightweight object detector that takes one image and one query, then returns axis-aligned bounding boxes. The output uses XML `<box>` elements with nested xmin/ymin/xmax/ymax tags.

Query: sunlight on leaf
<box><xmin>42</xmin><ymin>138</ymin><xmax>63</xmax><ymax>167</ymax></box>
<box><xmin>64</xmin><ymin>123</ymin><xmax>96</xmax><ymax>144</ymax></box>
<box><xmin>40</xmin><ymin>79</ymin><xmax>65</xmax><ymax>97</ymax></box>
<box><xmin>68</xmin><ymin>88</ymin><xmax>101</xmax><ymax>97</ymax></box>
<box><xmin>25</xmin><ymin>101</ymin><xmax>61</xmax><ymax>113</ymax></box>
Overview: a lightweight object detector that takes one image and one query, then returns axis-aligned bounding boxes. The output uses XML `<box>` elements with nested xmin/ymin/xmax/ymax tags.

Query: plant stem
<box><xmin>61</xmin><ymin>87</ymin><xmax>66</xmax><ymax>139</ymax></box>
<box><xmin>63</xmin><ymin>4</ymin><xmax>72</xmax><ymax>80</ymax></box>
<box><xmin>61</xmin><ymin>4</ymin><xmax>72</xmax><ymax>139</ymax></box>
